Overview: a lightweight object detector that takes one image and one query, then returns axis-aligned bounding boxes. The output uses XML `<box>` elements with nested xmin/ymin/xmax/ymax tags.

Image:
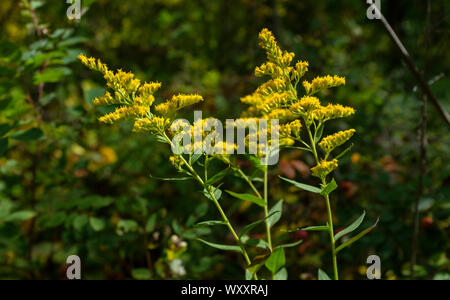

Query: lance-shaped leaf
<box><xmin>284</xmin><ymin>225</ymin><xmax>329</xmax><ymax>233</ymax></box>
<box><xmin>265</xmin><ymin>248</ymin><xmax>286</xmax><ymax>274</ymax></box>
<box><xmin>149</xmin><ymin>174</ymin><xmax>192</xmax><ymax>181</ymax></box>
<box><xmin>239</xmin><ymin>211</ymin><xmax>279</xmax><ymax>239</ymax></box>
<box><xmin>280</xmin><ymin>177</ymin><xmax>322</xmax><ymax>194</ymax></box>
<box><xmin>320</xmin><ymin>179</ymin><xmax>338</xmax><ymax>196</ymax></box>
<box><xmin>274</xmin><ymin>239</ymin><xmax>303</xmax><ymax>250</ymax></box>
<box><xmin>318</xmin><ymin>269</ymin><xmax>331</xmax><ymax>280</ymax></box>
<box><xmin>241</xmin><ymin>236</ymin><xmax>270</xmax><ymax>249</ymax></box>
<box><xmin>268</xmin><ymin>200</ymin><xmax>283</xmax><ymax>228</ymax></box>
<box><xmin>226</xmin><ymin>190</ymin><xmax>265</xmax><ymax>207</ymax></box>
<box><xmin>334</xmin><ymin>211</ymin><xmax>366</xmax><ymax>241</ymax></box>
<box><xmin>197</xmin><ymin>239</ymin><xmax>242</xmax><ymax>253</ymax></box>
<box><xmin>206</xmin><ymin>168</ymin><xmax>229</xmax><ymax>185</ymax></box>
<box><xmin>336</xmin><ymin>218</ymin><xmax>380</xmax><ymax>253</ymax></box>
<box><xmin>195</xmin><ymin>220</ymin><xmax>227</xmax><ymax>227</ymax></box>
<box><xmin>335</xmin><ymin>143</ymin><xmax>354</xmax><ymax>160</ymax></box>
<box><xmin>247</xmin><ymin>251</ymin><xmax>271</xmax><ymax>276</ymax></box>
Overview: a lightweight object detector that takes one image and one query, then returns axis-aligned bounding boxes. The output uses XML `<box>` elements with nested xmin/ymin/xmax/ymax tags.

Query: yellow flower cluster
<box><xmin>156</xmin><ymin>94</ymin><xmax>204</xmax><ymax>116</ymax></box>
<box><xmin>280</xmin><ymin>120</ymin><xmax>302</xmax><ymax>139</ymax></box>
<box><xmin>311</xmin><ymin>104</ymin><xmax>355</xmax><ymax>122</ymax></box>
<box><xmin>133</xmin><ymin>117</ymin><xmax>171</xmax><ymax>133</ymax></box>
<box><xmin>290</xmin><ymin>96</ymin><xmax>321</xmax><ymax>114</ymax></box>
<box><xmin>99</xmin><ymin>105</ymin><xmax>148</xmax><ymax>124</ymax></box>
<box><xmin>311</xmin><ymin>159</ymin><xmax>339</xmax><ymax>179</ymax></box>
<box><xmin>319</xmin><ymin>129</ymin><xmax>356</xmax><ymax>154</ymax></box>
<box><xmin>169</xmin><ymin>156</ymin><xmax>185</xmax><ymax>171</ymax></box>
<box><xmin>303</xmin><ymin>75</ymin><xmax>346</xmax><ymax>95</ymax></box>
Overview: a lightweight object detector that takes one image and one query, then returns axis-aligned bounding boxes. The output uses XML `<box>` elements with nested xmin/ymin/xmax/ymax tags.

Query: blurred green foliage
<box><xmin>0</xmin><ymin>0</ymin><xmax>448</xmax><ymax>280</ymax></box>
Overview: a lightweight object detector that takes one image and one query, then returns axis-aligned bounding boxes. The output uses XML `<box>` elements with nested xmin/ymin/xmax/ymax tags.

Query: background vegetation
<box><xmin>0</xmin><ymin>0</ymin><xmax>448</xmax><ymax>280</ymax></box>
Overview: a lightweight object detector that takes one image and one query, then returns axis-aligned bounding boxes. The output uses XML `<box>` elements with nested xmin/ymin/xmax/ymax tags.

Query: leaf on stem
<box><xmin>206</xmin><ymin>168</ymin><xmax>229</xmax><ymax>185</ymax></box>
<box><xmin>149</xmin><ymin>174</ymin><xmax>192</xmax><ymax>181</ymax></box>
<box><xmin>226</xmin><ymin>190</ymin><xmax>265</xmax><ymax>207</ymax></box>
<box><xmin>238</xmin><ymin>211</ymin><xmax>280</xmax><ymax>238</ymax></box>
<box><xmin>318</xmin><ymin>269</ymin><xmax>331</xmax><ymax>280</ymax></box>
<box><xmin>203</xmin><ymin>187</ymin><xmax>222</xmax><ymax>201</ymax></box>
<box><xmin>265</xmin><ymin>248</ymin><xmax>286</xmax><ymax>274</ymax></box>
<box><xmin>268</xmin><ymin>200</ymin><xmax>283</xmax><ymax>228</ymax></box>
<box><xmin>280</xmin><ymin>176</ymin><xmax>322</xmax><ymax>194</ymax></box>
<box><xmin>336</xmin><ymin>218</ymin><xmax>380</xmax><ymax>253</ymax></box>
<box><xmin>335</xmin><ymin>143</ymin><xmax>354</xmax><ymax>160</ymax></box>
<box><xmin>284</xmin><ymin>225</ymin><xmax>329</xmax><ymax>233</ymax></box>
<box><xmin>195</xmin><ymin>220</ymin><xmax>227</xmax><ymax>227</ymax></box>
<box><xmin>320</xmin><ymin>179</ymin><xmax>338</xmax><ymax>196</ymax></box>
<box><xmin>196</xmin><ymin>238</ymin><xmax>243</xmax><ymax>253</ymax></box>
<box><xmin>334</xmin><ymin>211</ymin><xmax>366</xmax><ymax>241</ymax></box>
<box><xmin>274</xmin><ymin>239</ymin><xmax>303</xmax><ymax>250</ymax></box>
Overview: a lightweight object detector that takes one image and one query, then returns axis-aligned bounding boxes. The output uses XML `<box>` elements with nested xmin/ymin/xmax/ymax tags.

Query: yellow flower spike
<box><xmin>311</xmin><ymin>159</ymin><xmax>339</xmax><ymax>179</ymax></box>
<box><xmin>133</xmin><ymin>116</ymin><xmax>171</xmax><ymax>133</ymax></box>
<box><xmin>93</xmin><ymin>91</ymin><xmax>115</xmax><ymax>106</ymax></box>
<box><xmin>256</xmin><ymin>78</ymin><xmax>288</xmax><ymax>96</ymax></box>
<box><xmin>258</xmin><ymin>28</ymin><xmax>284</xmax><ymax>64</ymax></box>
<box><xmin>78</xmin><ymin>55</ymin><xmax>109</xmax><ymax>74</ymax></box>
<box><xmin>264</xmin><ymin>109</ymin><xmax>296</xmax><ymax>122</ymax></box>
<box><xmin>295</xmin><ymin>61</ymin><xmax>309</xmax><ymax>78</ymax></box>
<box><xmin>259</xmin><ymin>92</ymin><xmax>294</xmax><ymax>112</ymax></box>
<box><xmin>98</xmin><ymin>105</ymin><xmax>149</xmax><ymax>125</ymax></box>
<box><xmin>156</xmin><ymin>94</ymin><xmax>204</xmax><ymax>116</ymax></box>
<box><xmin>255</xmin><ymin>62</ymin><xmax>284</xmax><ymax>78</ymax></box>
<box><xmin>312</xmin><ymin>104</ymin><xmax>355</xmax><ymax>122</ymax></box>
<box><xmin>319</xmin><ymin>129</ymin><xmax>356</xmax><ymax>154</ymax></box>
<box><xmin>303</xmin><ymin>75</ymin><xmax>346</xmax><ymax>95</ymax></box>
<box><xmin>139</xmin><ymin>82</ymin><xmax>162</xmax><ymax>97</ymax></box>
<box><xmin>135</xmin><ymin>95</ymin><xmax>155</xmax><ymax>107</ymax></box>
<box><xmin>240</xmin><ymin>93</ymin><xmax>264</xmax><ymax>107</ymax></box>
<box><xmin>288</xmin><ymin>119</ymin><xmax>302</xmax><ymax>138</ymax></box>
<box><xmin>290</xmin><ymin>96</ymin><xmax>321</xmax><ymax>114</ymax></box>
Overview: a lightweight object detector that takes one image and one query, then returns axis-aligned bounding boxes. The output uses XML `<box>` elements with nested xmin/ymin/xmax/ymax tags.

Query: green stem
<box><xmin>263</xmin><ymin>166</ymin><xmax>273</xmax><ymax>252</ymax></box>
<box><xmin>307</xmin><ymin>126</ymin><xmax>339</xmax><ymax>280</ymax></box>
<box><xmin>323</xmin><ymin>179</ymin><xmax>339</xmax><ymax>281</ymax></box>
<box><xmin>162</xmin><ymin>133</ymin><xmax>257</xmax><ymax>279</ymax></box>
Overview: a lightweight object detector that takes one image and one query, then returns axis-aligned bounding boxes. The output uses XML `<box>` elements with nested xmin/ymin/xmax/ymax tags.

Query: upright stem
<box><xmin>263</xmin><ymin>166</ymin><xmax>273</xmax><ymax>251</ymax></box>
<box><xmin>323</xmin><ymin>179</ymin><xmax>339</xmax><ymax>281</ymax></box>
<box><xmin>162</xmin><ymin>133</ymin><xmax>256</xmax><ymax>279</ymax></box>
<box><xmin>307</xmin><ymin>126</ymin><xmax>339</xmax><ymax>280</ymax></box>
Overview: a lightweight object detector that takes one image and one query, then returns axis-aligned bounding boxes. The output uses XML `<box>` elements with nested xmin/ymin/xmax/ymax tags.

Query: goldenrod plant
<box><xmin>79</xmin><ymin>28</ymin><xmax>378</xmax><ymax>280</ymax></box>
<box><xmin>239</xmin><ymin>29</ymin><xmax>378</xmax><ymax>280</ymax></box>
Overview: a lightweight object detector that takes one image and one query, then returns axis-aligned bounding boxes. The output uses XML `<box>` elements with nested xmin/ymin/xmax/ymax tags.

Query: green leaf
<box><xmin>195</xmin><ymin>220</ymin><xmax>227</xmax><ymax>227</ymax></box>
<box><xmin>318</xmin><ymin>269</ymin><xmax>331</xmax><ymax>280</ymax></box>
<box><xmin>131</xmin><ymin>269</ymin><xmax>151</xmax><ymax>280</ymax></box>
<box><xmin>280</xmin><ymin>177</ymin><xmax>322</xmax><ymax>194</ymax></box>
<box><xmin>315</xmin><ymin>124</ymin><xmax>324</xmax><ymax>143</ymax></box>
<box><xmin>145</xmin><ymin>213</ymin><xmax>158</xmax><ymax>232</ymax></box>
<box><xmin>284</xmin><ymin>225</ymin><xmax>329</xmax><ymax>233</ymax></box>
<box><xmin>203</xmin><ymin>187</ymin><xmax>222</xmax><ymax>201</ymax></box>
<box><xmin>247</xmin><ymin>252</ymin><xmax>271</xmax><ymax>276</ymax></box>
<box><xmin>117</xmin><ymin>220</ymin><xmax>139</xmax><ymax>233</ymax></box>
<box><xmin>245</xmin><ymin>269</ymin><xmax>253</xmax><ymax>280</ymax></box>
<box><xmin>241</xmin><ymin>236</ymin><xmax>270</xmax><ymax>249</ymax></box>
<box><xmin>321</xmin><ymin>179</ymin><xmax>338</xmax><ymax>196</ymax></box>
<box><xmin>0</xmin><ymin>138</ymin><xmax>8</xmax><ymax>156</ymax></box>
<box><xmin>89</xmin><ymin>217</ymin><xmax>105</xmax><ymax>232</ymax></box>
<box><xmin>336</xmin><ymin>218</ymin><xmax>380</xmax><ymax>253</ymax></box>
<box><xmin>274</xmin><ymin>239</ymin><xmax>303</xmax><ymax>250</ymax></box>
<box><xmin>196</xmin><ymin>239</ymin><xmax>242</xmax><ymax>253</ymax></box>
<box><xmin>226</xmin><ymin>190</ymin><xmax>265</xmax><ymax>207</ymax></box>
<box><xmin>4</xmin><ymin>210</ymin><xmax>36</xmax><ymax>222</ymax></box>
<box><xmin>265</xmin><ymin>248</ymin><xmax>285</xmax><ymax>274</ymax></box>
<box><xmin>33</xmin><ymin>67</ymin><xmax>72</xmax><ymax>84</ymax></box>
<box><xmin>0</xmin><ymin>123</ymin><xmax>13</xmax><ymax>137</ymax></box>
<box><xmin>239</xmin><ymin>211</ymin><xmax>279</xmax><ymax>238</ymax></box>
<box><xmin>274</xmin><ymin>267</ymin><xmax>288</xmax><ymax>280</ymax></box>
<box><xmin>206</xmin><ymin>168</ymin><xmax>229</xmax><ymax>185</ymax></box>
<box><xmin>10</xmin><ymin>128</ymin><xmax>43</xmax><ymax>141</ymax></box>
<box><xmin>268</xmin><ymin>200</ymin><xmax>283</xmax><ymax>228</ymax></box>
<box><xmin>190</xmin><ymin>154</ymin><xmax>202</xmax><ymax>165</ymax></box>
<box><xmin>335</xmin><ymin>143</ymin><xmax>354</xmax><ymax>160</ymax></box>
<box><xmin>334</xmin><ymin>211</ymin><xmax>366</xmax><ymax>241</ymax></box>
<box><xmin>73</xmin><ymin>215</ymin><xmax>89</xmax><ymax>231</ymax></box>
<box><xmin>149</xmin><ymin>174</ymin><xmax>192</xmax><ymax>181</ymax></box>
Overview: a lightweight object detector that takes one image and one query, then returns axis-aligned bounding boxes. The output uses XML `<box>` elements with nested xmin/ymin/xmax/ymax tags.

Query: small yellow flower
<box><xmin>303</xmin><ymin>75</ymin><xmax>346</xmax><ymax>95</ymax></box>
<box><xmin>290</xmin><ymin>96</ymin><xmax>321</xmax><ymax>114</ymax></box>
<box><xmin>311</xmin><ymin>159</ymin><xmax>338</xmax><ymax>179</ymax></box>
<box><xmin>319</xmin><ymin>129</ymin><xmax>356</xmax><ymax>154</ymax></box>
<box><xmin>312</xmin><ymin>104</ymin><xmax>355</xmax><ymax>122</ymax></box>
